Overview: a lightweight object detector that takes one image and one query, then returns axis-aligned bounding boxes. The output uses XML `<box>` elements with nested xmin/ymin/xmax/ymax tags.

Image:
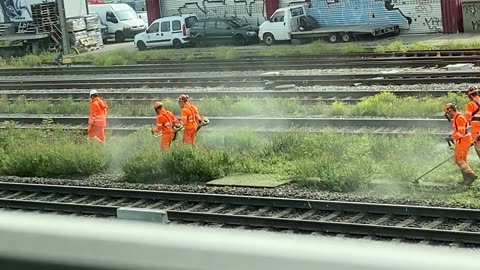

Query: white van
<box><xmin>88</xmin><ymin>4</ymin><xmax>146</xmax><ymax>43</ymax></box>
<box><xmin>134</xmin><ymin>15</ymin><xmax>197</xmax><ymax>50</ymax></box>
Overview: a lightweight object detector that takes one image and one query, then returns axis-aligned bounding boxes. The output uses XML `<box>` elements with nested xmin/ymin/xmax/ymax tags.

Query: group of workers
<box><xmin>87</xmin><ymin>90</ymin><xmax>208</xmax><ymax>149</ymax></box>
<box><xmin>444</xmin><ymin>86</ymin><xmax>480</xmax><ymax>186</ymax></box>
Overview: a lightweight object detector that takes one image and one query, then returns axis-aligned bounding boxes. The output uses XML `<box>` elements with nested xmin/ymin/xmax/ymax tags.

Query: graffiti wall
<box><xmin>159</xmin><ymin>0</ymin><xmax>443</xmax><ymax>33</ymax></box>
<box><xmin>463</xmin><ymin>0</ymin><xmax>480</xmax><ymax>32</ymax></box>
<box><xmin>162</xmin><ymin>0</ymin><xmax>267</xmax><ymax>26</ymax></box>
<box><xmin>0</xmin><ymin>0</ymin><xmax>54</xmax><ymax>23</ymax></box>
<box><xmin>281</xmin><ymin>0</ymin><xmax>443</xmax><ymax>33</ymax></box>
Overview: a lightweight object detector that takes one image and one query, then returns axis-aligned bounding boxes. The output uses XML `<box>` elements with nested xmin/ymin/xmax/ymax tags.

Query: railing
<box><xmin>0</xmin><ymin>210</ymin><xmax>478</xmax><ymax>270</ymax></box>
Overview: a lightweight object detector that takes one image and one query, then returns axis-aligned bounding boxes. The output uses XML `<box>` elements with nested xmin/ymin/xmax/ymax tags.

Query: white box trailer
<box><xmin>259</xmin><ymin>5</ymin><xmax>400</xmax><ymax>45</ymax></box>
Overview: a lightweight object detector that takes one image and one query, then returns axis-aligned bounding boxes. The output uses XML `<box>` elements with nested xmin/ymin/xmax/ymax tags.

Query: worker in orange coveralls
<box><xmin>444</xmin><ymin>103</ymin><xmax>478</xmax><ymax>185</ymax></box>
<box><xmin>151</xmin><ymin>101</ymin><xmax>179</xmax><ymax>150</ymax></box>
<box><xmin>88</xmin><ymin>90</ymin><xmax>108</xmax><ymax>143</ymax></box>
<box><xmin>178</xmin><ymin>94</ymin><xmax>201</xmax><ymax>145</ymax></box>
<box><xmin>464</xmin><ymin>85</ymin><xmax>480</xmax><ymax>160</ymax></box>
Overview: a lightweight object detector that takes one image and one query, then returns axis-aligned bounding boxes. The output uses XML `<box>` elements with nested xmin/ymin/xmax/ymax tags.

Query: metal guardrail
<box><xmin>0</xmin><ymin>210</ymin><xmax>478</xmax><ymax>270</ymax></box>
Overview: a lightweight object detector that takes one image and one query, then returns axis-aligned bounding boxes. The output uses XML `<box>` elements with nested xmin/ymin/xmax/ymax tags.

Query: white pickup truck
<box><xmin>258</xmin><ymin>5</ymin><xmax>400</xmax><ymax>45</ymax></box>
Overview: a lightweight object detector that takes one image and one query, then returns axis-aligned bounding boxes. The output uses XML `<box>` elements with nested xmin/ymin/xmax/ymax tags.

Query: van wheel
<box><xmin>234</xmin><ymin>35</ymin><xmax>246</xmax><ymax>46</ymax></box>
<box><xmin>263</xmin><ymin>33</ymin><xmax>275</xmax><ymax>46</ymax></box>
<box><xmin>173</xmin><ymin>39</ymin><xmax>182</xmax><ymax>49</ymax></box>
<box><xmin>340</xmin><ymin>32</ymin><xmax>351</xmax><ymax>42</ymax></box>
<box><xmin>328</xmin><ymin>33</ymin><xmax>338</xmax><ymax>43</ymax></box>
<box><xmin>137</xmin><ymin>41</ymin><xmax>147</xmax><ymax>51</ymax></box>
<box><xmin>115</xmin><ymin>31</ymin><xmax>125</xmax><ymax>43</ymax></box>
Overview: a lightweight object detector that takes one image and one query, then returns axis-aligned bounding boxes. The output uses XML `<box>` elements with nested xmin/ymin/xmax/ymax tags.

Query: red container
<box><xmin>265</xmin><ymin>0</ymin><xmax>279</xmax><ymax>20</ymax></box>
<box><xmin>442</xmin><ymin>0</ymin><xmax>463</xmax><ymax>33</ymax></box>
<box><xmin>146</xmin><ymin>0</ymin><xmax>161</xmax><ymax>26</ymax></box>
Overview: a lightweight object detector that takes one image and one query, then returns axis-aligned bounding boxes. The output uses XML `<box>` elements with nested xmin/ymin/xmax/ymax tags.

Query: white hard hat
<box><xmin>90</xmin><ymin>90</ymin><xmax>98</xmax><ymax>96</ymax></box>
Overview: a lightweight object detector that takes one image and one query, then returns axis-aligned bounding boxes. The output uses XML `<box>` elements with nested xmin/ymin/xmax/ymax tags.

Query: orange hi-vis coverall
<box><xmin>465</xmin><ymin>95</ymin><xmax>480</xmax><ymax>158</ymax></box>
<box><xmin>450</xmin><ymin>112</ymin><xmax>475</xmax><ymax>175</ymax></box>
<box><xmin>152</xmin><ymin>108</ymin><xmax>176</xmax><ymax>150</ymax></box>
<box><xmin>88</xmin><ymin>96</ymin><xmax>108</xmax><ymax>143</ymax></box>
<box><xmin>181</xmin><ymin>102</ymin><xmax>199</xmax><ymax>145</ymax></box>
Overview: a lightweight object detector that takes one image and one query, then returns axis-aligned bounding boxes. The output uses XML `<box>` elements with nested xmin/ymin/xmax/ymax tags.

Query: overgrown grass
<box><xmin>0</xmin><ymin>92</ymin><xmax>468</xmax><ymax>118</ymax></box>
<box><xmin>1</xmin><ymin>121</ymin><xmax>462</xmax><ymax>192</ymax></box>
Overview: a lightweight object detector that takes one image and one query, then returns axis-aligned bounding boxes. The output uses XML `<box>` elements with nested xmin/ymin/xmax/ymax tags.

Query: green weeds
<box><xmin>0</xmin><ymin>92</ymin><xmax>467</xmax><ymax>118</ymax></box>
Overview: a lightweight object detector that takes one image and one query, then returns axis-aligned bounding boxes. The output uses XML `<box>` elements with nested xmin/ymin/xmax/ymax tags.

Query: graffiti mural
<box><xmin>463</xmin><ymin>1</ymin><xmax>480</xmax><ymax>32</ymax></box>
<box><xmin>163</xmin><ymin>0</ymin><xmax>266</xmax><ymax>26</ymax></box>
<box><xmin>0</xmin><ymin>0</ymin><xmax>54</xmax><ymax>23</ymax></box>
<box><xmin>281</xmin><ymin>0</ymin><xmax>442</xmax><ymax>33</ymax></box>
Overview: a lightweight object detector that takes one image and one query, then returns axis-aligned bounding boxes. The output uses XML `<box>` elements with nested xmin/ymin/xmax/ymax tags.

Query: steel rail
<box><xmin>1</xmin><ymin>182</ymin><xmax>480</xmax><ymax>244</ymax></box>
<box><xmin>1</xmin><ymin>54</ymin><xmax>479</xmax><ymax>76</ymax></box>
<box><xmin>0</xmin><ymin>89</ymin><xmax>456</xmax><ymax>101</ymax></box>
<box><xmin>0</xmin><ymin>116</ymin><xmax>450</xmax><ymax>130</ymax></box>
<box><xmin>2</xmin><ymin>72</ymin><xmax>480</xmax><ymax>89</ymax></box>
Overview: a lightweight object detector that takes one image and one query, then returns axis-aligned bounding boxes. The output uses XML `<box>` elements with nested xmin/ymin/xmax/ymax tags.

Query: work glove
<box><xmin>151</xmin><ymin>128</ymin><xmax>155</xmax><ymax>135</ymax></box>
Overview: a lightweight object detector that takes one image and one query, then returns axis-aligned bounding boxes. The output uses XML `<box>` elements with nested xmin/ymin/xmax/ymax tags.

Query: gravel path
<box><xmin>0</xmin><ymin>174</ymin><xmax>472</xmax><ymax>209</ymax></box>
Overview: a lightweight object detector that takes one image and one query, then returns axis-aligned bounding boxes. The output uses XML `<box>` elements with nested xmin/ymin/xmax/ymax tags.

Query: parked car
<box><xmin>191</xmin><ymin>17</ymin><xmax>259</xmax><ymax>46</ymax></box>
<box><xmin>134</xmin><ymin>14</ymin><xmax>197</xmax><ymax>50</ymax></box>
<box><xmin>88</xmin><ymin>3</ymin><xmax>146</xmax><ymax>43</ymax></box>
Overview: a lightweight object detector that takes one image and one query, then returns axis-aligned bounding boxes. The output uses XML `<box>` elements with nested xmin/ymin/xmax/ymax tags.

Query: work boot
<box><xmin>460</xmin><ymin>172</ymin><xmax>478</xmax><ymax>186</ymax></box>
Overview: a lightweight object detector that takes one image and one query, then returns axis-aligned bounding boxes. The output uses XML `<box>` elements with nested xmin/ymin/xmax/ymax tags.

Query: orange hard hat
<box><xmin>443</xmin><ymin>103</ymin><xmax>457</xmax><ymax>112</ymax></box>
<box><xmin>468</xmin><ymin>85</ymin><xmax>478</xmax><ymax>96</ymax></box>
<box><xmin>154</xmin><ymin>101</ymin><xmax>163</xmax><ymax>109</ymax></box>
<box><xmin>178</xmin><ymin>94</ymin><xmax>189</xmax><ymax>102</ymax></box>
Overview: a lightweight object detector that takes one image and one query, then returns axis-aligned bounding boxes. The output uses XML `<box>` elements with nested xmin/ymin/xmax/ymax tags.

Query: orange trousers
<box><xmin>454</xmin><ymin>137</ymin><xmax>474</xmax><ymax>174</ymax></box>
<box><xmin>182</xmin><ymin>128</ymin><xmax>197</xmax><ymax>145</ymax></box>
<box><xmin>160</xmin><ymin>133</ymin><xmax>174</xmax><ymax>150</ymax></box>
<box><xmin>88</xmin><ymin>125</ymin><xmax>106</xmax><ymax>143</ymax></box>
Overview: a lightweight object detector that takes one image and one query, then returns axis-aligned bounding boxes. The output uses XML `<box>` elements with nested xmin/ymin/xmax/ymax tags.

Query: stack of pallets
<box><xmin>31</xmin><ymin>2</ymin><xmax>61</xmax><ymax>45</ymax></box>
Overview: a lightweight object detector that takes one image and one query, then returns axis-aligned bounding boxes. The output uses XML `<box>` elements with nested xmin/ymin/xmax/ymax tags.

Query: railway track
<box><xmin>2</xmin><ymin>71</ymin><xmax>479</xmax><ymax>90</ymax></box>
<box><xmin>0</xmin><ymin>116</ymin><xmax>450</xmax><ymax>136</ymax></box>
<box><xmin>0</xmin><ymin>182</ymin><xmax>479</xmax><ymax>246</ymax></box>
<box><xmin>0</xmin><ymin>89</ymin><xmax>456</xmax><ymax>103</ymax></box>
<box><xmin>2</xmin><ymin>53</ymin><xmax>480</xmax><ymax>76</ymax></box>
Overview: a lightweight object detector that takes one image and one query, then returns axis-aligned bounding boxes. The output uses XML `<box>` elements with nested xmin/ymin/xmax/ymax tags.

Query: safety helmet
<box><xmin>443</xmin><ymin>103</ymin><xmax>457</xmax><ymax>113</ymax></box>
<box><xmin>89</xmin><ymin>90</ymin><xmax>98</xmax><ymax>96</ymax></box>
<box><xmin>178</xmin><ymin>94</ymin><xmax>189</xmax><ymax>102</ymax></box>
<box><xmin>468</xmin><ymin>85</ymin><xmax>478</xmax><ymax>96</ymax></box>
<box><xmin>154</xmin><ymin>101</ymin><xmax>163</xmax><ymax>109</ymax></box>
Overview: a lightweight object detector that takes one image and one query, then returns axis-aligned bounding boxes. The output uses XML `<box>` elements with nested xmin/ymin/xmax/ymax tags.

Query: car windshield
<box><xmin>185</xmin><ymin>16</ymin><xmax>197</xmax><ymax>28</ymax></box>
<box><xmin>229</xmin><ymin>18</ymin><xmax>249</xmax><ymax>27</ymax></box>
<box><xmin>116</xmin><ymin>9</ymin><xmax>138</xmax><ymax>21</ymax></box>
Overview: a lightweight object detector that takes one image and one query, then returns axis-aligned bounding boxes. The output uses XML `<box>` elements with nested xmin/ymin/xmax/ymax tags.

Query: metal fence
<box><xmin>0</xmin><ymin>210</ymin><xmax>479</xmax><ymax>270</ymax></box>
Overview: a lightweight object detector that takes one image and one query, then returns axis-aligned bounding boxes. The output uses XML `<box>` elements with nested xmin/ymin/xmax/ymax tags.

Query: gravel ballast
<box><xmin>0</xmin><ymin>174</ymin><xmax>474</xmax><ymax>209</ymax></box>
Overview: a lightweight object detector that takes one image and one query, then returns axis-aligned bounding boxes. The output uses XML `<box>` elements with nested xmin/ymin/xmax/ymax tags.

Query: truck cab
<box><xmin>258</xmin><ymin>5</ymin><xmax>305</xmax><ymax>45</ymax></box>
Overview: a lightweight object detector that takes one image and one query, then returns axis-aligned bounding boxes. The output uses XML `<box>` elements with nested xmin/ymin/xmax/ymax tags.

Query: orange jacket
<box><xmin>451</xmin><ymin>112</ymin><xmax>471</xmax><ymax>142</ymax></box>
<box><xmin>89</xmin><ymin>97</ymin><xmax>108</xmax><ymax>127</ymax></box>
<box><xmin>153</xmin><ymin>109</ymin><xmax>176</xmax><ymax>135</ymax></box>
<box><xmin>465</xmin><ymin>96</ymin><xmax>480</xmax><ymax>126</ymax></box>
<box><xmin>181</xmin><ymin>102</ymin><xmax>200</xmax><ymax>130</ymax></box>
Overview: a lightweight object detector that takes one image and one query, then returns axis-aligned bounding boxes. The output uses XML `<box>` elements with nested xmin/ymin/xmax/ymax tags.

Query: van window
<box><xmin>216</xmin><ymin>21</ymin><xmax>230</xmax><ymax>29</ymax></box>
<box><xmin>172</xmin><ymin>20</ymin><xmax>181</xmax><ymax>31</ymax></box>
<box><xmin>161</xmin><ymin>21</ymin><xmax>170</xmax><ymax>32</ymax></box>
<box><xmin>271</xmin><ymin>11</ymin><xmax>285</xmax><ymax>22</ymax></box>
<box><xmin>185</xmin><ymin>16</ymin><xmax>197</xmax><ymax>28</ymax></box>
<box><xmin>205</xmin><ymin>21</ymin><xmax>215</xmax><ymax>29</ymax></box>
<box><xmin>147</xmin><ymin>22</ymin><xmax>159</xmax><ymax>33</ymax></box>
